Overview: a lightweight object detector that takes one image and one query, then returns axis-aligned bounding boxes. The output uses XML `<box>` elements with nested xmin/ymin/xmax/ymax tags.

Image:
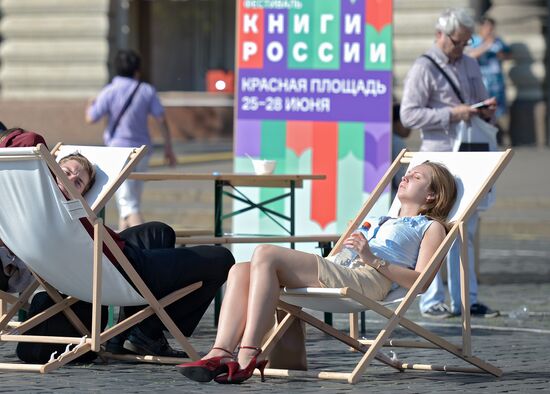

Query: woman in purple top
<box><xmin>85</xmin><ymin>50</ymin><xmax>177</xmax><ymax>230</ymax></box>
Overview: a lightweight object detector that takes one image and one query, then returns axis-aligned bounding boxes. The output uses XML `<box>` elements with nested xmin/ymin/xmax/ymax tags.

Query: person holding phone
<box><xmin>400</xmin><ymin>8</ymin><xmax>499</xmax><ymax>319</ymax></box>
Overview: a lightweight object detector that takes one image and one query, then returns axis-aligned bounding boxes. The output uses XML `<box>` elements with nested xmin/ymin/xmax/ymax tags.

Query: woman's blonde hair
<box><xmin>59</xmin><ymin>152</ymin><xmax>96</xmax><ymax>195</ymax></box>
<box><xmin>418</xmin><ymin>161</ymin><xmax>457</xmax><ymax>230</ymax></box>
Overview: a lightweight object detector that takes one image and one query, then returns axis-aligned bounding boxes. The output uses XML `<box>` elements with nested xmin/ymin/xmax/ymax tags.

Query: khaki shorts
<box><xmin>316</xmin><ymin>255</ymin><xmax>392</xmax><ymax>301</ymax></box>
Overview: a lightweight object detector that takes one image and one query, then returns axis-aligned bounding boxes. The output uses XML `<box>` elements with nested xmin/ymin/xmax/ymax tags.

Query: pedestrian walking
<box><xmin>86</xmin><ymin>49</ymin><xmax>177</xmax><ymax>230</ymax></box>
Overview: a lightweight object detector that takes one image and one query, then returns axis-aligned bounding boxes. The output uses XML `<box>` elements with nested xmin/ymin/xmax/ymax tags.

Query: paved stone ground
<box><xmin>1</xmin><ymin>300</ymin><xmax>549</xmax><ymax>393</ymax></box>
<box><xmin>1</xmin><ymin>145</ymin><xmax>549</xmax><ymax>392</ymax></box>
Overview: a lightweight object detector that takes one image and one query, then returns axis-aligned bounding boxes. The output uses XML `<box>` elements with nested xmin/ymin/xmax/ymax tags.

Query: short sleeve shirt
<box><xmin>366</xmin><ymin>215</ymin><xmax>434</xmax><ymax>270</ymax></box>
<box><xmin>86</xmin><ymin>76</ymin><xmax>165</xmax><ymax>148</ymax></box>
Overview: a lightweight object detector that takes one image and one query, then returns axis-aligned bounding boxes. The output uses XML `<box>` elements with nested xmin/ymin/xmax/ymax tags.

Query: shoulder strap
<box><xmin>109</xmin><ymin>81</ymin><xmax>142</xmax><ymax>139</ymax></box>
<box><xmin>421</xmin><ymin>54</ymin><xmax>464</xmax><ymax>104</ymax></box>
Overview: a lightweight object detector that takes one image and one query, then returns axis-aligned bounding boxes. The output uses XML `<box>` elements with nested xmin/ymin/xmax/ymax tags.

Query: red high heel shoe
<box><xmin>214</xmin><ymin>346</ymin><xmax>268</xmax><ymax>384</ymax></box>
<box><xmin>176</xmin><ymin>347</ymin><xmax>235</xmax><ymax>382</ymax></box>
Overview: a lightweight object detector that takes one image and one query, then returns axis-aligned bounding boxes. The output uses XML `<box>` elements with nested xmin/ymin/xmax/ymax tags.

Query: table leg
<box><xmin>214</xmin><ymin>180</ymin><xmax>223</xmax><ymax>327</ymax></box>
<box><xmin>290</xmin><ymin>181</ymin><xmax>295</xmax><ymax>249</ymax></box>
<box><xmin>214</xmin><ymin>180</ymin><xmax>223</xmax><ymax>238</ymax></box>
<box><xmin>319</xmin><ymin>240</ymin><xmax>335</xmax><ymax>326</ymax></box>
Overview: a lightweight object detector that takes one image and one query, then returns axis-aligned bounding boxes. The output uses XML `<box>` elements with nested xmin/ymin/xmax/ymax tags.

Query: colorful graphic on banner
<box><xmin>234</xmin><ymin>0</ymin><xmax>393</xmax><ymax>256</ymax></box>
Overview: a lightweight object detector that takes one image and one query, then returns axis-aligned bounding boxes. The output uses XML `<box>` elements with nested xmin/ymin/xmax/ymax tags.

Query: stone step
<box><xmin>0</xmin><ymin>16</ymin><xmax>108</xmax><ymax>39</ymax></box>
<box><xmin>0</xmin><ymin>65</ymin><xmax>106</xmax><ymax>85</ymax></box>
<box><xmin>0</xmin><ymin>86</ymin><xmax>104</xmax><ymax>99</ymax></box>
<box><xmin>0</xmin><ymin>40</ymin><xmax>108</xmax><ymax>63</ymax></box>
<box><xmin>394</xmin><ymin>0</ymin><xmax>470</xmax><ymax>11</ymax></box>
<box><xmin>1</xmin><ymin>0</ymin><xmax>108</xmax><ymax>14</ymax></box>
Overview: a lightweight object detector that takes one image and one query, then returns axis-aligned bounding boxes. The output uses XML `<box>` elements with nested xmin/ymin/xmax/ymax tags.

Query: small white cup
<box><xmin>251</xmin><ymin>159</ymin><xmax>276</xmax><ymax>175</ymax></box>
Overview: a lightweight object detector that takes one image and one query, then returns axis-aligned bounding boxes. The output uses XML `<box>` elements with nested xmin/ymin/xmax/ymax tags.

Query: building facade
<box><xmin>0</xmin><ymin>0</ymin><xmax>548</xmax><ymax>146</ymax></box>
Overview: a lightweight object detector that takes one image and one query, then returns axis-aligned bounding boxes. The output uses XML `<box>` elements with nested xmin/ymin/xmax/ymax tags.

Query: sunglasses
<box><xmin>446</xmin><ymin>34</ymin><xmax>473</xmax><ymax>48</ymax></box>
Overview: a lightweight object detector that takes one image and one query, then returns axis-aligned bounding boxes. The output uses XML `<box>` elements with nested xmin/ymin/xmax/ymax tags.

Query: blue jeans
<box><xmin>419</xmin><ymin>213</ymin><xmax>479</xmax><ymax>315</ymax></box>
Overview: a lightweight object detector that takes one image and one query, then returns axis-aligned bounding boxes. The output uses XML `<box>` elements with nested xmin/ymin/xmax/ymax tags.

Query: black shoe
<box><xmin>470</xmin><ymin>302</ymin><xmax>500</xmax><ymax>318</ymax></box>
<box><xmin>123</xmin><ymin>327</ymin><xmax>188</xmax><ymax>358</ymax></box>
<box><xmin>421</xmin><ymin>303</ymin><xmax>453</xmax><ymax>319</ymax></box>
<box><xmin>105</xmin><ymin>332</ymin><xmax>134</xmax><ymax>354</ymax></box>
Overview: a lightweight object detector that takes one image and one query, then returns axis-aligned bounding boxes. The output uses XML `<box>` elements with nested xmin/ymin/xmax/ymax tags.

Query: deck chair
<box><xmin>0</xmin><ymin>144</ymin><xmax>201</xmax><ymax>373</ymax></box>
<box><xmin>261</xmin><ymin>149</ymin><xmax>513</xmax><ymax>384</ymax></box>
<box><xmin>0</xmin><ymin>143</ymin><xmax>146</xmax><ymax>331</ymax></box>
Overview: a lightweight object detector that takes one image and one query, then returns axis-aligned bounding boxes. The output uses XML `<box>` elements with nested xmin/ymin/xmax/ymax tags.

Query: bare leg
<box><xmin>202</xmin><ymin>263</ymin><xmax>251</xmax><ymax>359</ymax></box>
<box><xmin>118</xmin><ymin>217</ymin><xmax>128</xmax><ymax>231</ymax></box>
<box><xmin>237</xmin><ymin>244</ymin><xmax>320</xmax><ymax>367</ymax></box>
<box><xmin>126</xmin><ymin>212</ymin><xmax>144</xmax><ymax>228</ymax></box>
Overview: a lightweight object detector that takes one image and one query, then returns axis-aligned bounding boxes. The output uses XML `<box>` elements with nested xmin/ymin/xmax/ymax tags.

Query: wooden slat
<box><xmin>129</xmin><ymin>172</ymin><xmax>325</xmax><ymax>188</ymax></box>
<box><xmin>400</xmin><ymin>363</ymin><xmax>496</xmax><ymax>374</ymax></box>
<box><xmin>177</xmin><ymin>234</ymin><xmax>340</xmax><ymax>245</ymax></box>
<box><xmin>0</xmin><ymin>363</ymin><xmax>43</xmax><ymax>372</ymax></box>
<box><xmin>174</xmin><ymin>229</ymin><xmax>213</xmax><ymax>237</ymax></box>
<box><xmin>459</xmin><ymin>221</ymin><xmax>472</xmax><ymax>357</ymax></box>
<box><xmin>101</xmin><ymin>353</ymin><xmax>190</xmax><ymax>364</ymax></box>
<box><xmin>359</xmin><ymin>339</ymin><xmax>450</xmax><ymax>349</ymax></box>
<box><xmin>0</xmin><ymin>291</ymin><xmax>20</xmax><ymax>305</ymax></box>
<box><xmin>91</xmin><ymin>219</ymin><xmax>103</xmax><ymax>352</ymax></box>
<box><xmin>129</xmin><ymin>172</ymin><xmax>325</xmax><ymax>182</ymax></box>
<box><xmin>1</xmin><ymin>335</ymin><xmax>86</xmax><ymax>344</ymax></box>
<box><xmin>261</xmin><ymin>368</ymin><xmax>351</xmax><ymax>381</ymax></box>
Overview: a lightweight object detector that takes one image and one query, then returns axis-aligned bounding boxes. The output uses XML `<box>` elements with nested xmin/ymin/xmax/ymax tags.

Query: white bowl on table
<box><xmin>251</xmin><ymin>159</ymin><xmax>276</xmax><ymax>175</ymax></box>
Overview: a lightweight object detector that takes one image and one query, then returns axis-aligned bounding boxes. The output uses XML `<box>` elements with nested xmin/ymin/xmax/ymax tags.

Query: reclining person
<box><xmin>54</xmin><ymin>152</ymin><xmax>235</xmax><ymax>357</ymax></box>
<box><xmin>176</xmin><ymin>161</ymin><xmax>457</xmax><ymax>384</ymax></box>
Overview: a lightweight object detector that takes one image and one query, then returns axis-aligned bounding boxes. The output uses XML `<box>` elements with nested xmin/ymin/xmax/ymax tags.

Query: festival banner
<box><xmin>234</xmin><ymin>0</ymin><xmax>393</xmax><ymax>259</ymax></box>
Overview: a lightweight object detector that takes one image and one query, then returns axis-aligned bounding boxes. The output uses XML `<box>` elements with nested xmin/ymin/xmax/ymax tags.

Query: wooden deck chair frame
<box><xmin>260</xmin><ymin>149</ymin><xmax>513</xmax><ymax>384</ymax></box>
<box><xmin>0</xmin><ymin>144</ymin><xmax>202</xmax><ymax>373</ymax></box>
<box><xmin>0</xmin><ymin>143</ymin><xmax>147</xmax><ymax>331</ymax></box>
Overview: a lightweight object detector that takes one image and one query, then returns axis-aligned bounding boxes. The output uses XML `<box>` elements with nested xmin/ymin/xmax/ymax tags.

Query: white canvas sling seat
<box><xmin>262</xmin><ymin>149</ymin><xmax>513</xmax><ymax>384</ymax></box>
<box><xmin>0</xmin><ymin>143</ymin><xmax>147</xmax><ymax>331</ymax></box>
<box><xmin>281</xmin><ymin>286</ymin><xmax>408</xmax><ymax>313</ymax></box>
<box><xmin>0</xmin><ymin>145</ymin><xmax>201</xmax><ymax>373</ymax></box>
